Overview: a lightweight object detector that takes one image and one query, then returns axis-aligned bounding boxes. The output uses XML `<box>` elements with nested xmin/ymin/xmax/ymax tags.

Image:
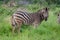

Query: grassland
<box><xmin>0</xmin><ymin>5</ymin><xmax>60</xmax><ymax>40</ymax></box>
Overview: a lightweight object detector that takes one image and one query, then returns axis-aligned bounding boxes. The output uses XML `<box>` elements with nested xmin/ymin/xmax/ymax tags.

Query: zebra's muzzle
<box><xmin>45</xmin><ymin>17</ymin><xmax>47</xmax><ymax>21</ymax></box>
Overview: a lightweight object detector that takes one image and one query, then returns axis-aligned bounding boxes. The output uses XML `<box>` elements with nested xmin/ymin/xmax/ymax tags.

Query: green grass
<box><xmin>0</xmin><ymin>5</ymin><xmax>60</xmax><ymax>40</ymax></box>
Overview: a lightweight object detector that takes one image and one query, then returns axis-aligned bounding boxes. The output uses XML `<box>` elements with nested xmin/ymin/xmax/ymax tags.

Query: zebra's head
<box><xmin>38</xmin><ymin>7</ymin><xmax>49</xmax><ymax>21</ymax></box>
<box><xmin>57</xmin><ymin>12</ymin><xmax>60</xmax><ymax>23</ymax></box>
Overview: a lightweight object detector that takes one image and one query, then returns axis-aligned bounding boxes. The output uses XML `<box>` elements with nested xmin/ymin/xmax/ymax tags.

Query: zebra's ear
<box><xmin>45</xmin><ymin>7</ymin><xmax>49</xmax><ymax>11</ymax></box>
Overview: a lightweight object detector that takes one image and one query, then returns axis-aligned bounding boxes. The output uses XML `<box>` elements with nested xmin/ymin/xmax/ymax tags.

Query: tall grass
<box><xmin>0</xmin><ymin>5</ymin><xmax>60</xmax><ymax>40</ymax></box>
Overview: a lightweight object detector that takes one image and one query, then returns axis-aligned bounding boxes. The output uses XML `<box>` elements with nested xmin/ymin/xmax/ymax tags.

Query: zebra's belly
<box><xmin>23</xmin><ymin>20</ymin><xmax>34</xmax><ymax>25</ymax></box>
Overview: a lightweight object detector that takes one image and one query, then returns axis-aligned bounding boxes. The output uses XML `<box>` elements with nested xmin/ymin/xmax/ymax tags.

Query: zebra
<box><xmin>11</xmin><ymin>7</ymin><xmax>49</xmax><ymax>33</ymax></box>
<box><xmin>57</xmin><ymin>11</ymin><xmax>60</xmax><ymax>23</ymax></box>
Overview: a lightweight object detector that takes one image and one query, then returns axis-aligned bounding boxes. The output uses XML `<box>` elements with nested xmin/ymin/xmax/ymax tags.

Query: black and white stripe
<box><xmin>13</xmin><ymin>11</ymin><xmax>31</xmax><ymax>25</ymax></box>
<box><xmin>11</xmin><ymin>7</ymin><xmax>49</xmax><ymax>33</ymax></box>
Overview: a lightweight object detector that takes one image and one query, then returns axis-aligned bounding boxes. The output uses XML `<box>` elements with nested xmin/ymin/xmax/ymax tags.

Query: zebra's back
<box><xmin>12</xmin><ymin>11</ymin><xmax>34</xmax><ymax>25</ymax></box>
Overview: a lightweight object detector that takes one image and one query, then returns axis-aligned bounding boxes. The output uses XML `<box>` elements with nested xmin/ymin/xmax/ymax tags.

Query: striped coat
<box><xmin>57</xmin><ymin>12</ymin><xmax>60</xmax><ymax>23</ymax></box>
<box><xmin>11</xmin><ymin>7</ymin><xmax>49</xmax><ymax>33</ymax></box>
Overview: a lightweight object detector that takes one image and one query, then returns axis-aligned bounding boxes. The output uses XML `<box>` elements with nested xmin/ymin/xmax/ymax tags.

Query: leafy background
<box><xmin>0</xmin><ymin>0</ymin><xmax>60</xmax><ymax>40</ymax></box>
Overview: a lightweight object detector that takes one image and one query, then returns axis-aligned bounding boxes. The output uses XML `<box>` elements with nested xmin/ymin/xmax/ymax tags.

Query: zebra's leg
<box><xmin>33</xmin><ymin>21</ymin><xmax>39</xmax><ymax>29</ymax></box>
<box><xmin>11</xmin><ymin>18</ymin><xmax>16</xmax><ymax>34</ymax></box>
<box><xmin>17</xmin><ymin>21</ymin><xmax>22</xmax><ymax>34</ymax></box>
<box><xmin>33</xmin><ymin>23</ymin><xmax>38</xmax><ymax>29</ymax></box>
<box><xmin>11</xmin><ymin>21</ymin><xmax>16</xmax><ymax>34</ymax></box>
<box><xmin>12</xmin><ymin>26</ymin><xmax>16</xmax><ymax>34</ymax></box>
<box><xmin>11</xmin><ymin>20</ymin><xmax>17</xmax><ymax>34</ymax></box>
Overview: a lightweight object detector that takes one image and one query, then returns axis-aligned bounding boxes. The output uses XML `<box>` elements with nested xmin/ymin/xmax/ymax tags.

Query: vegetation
<box><xmin>0</xmin><ymin>0</ymin><xmax>60</xmax><ymax>40</ymax></box>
